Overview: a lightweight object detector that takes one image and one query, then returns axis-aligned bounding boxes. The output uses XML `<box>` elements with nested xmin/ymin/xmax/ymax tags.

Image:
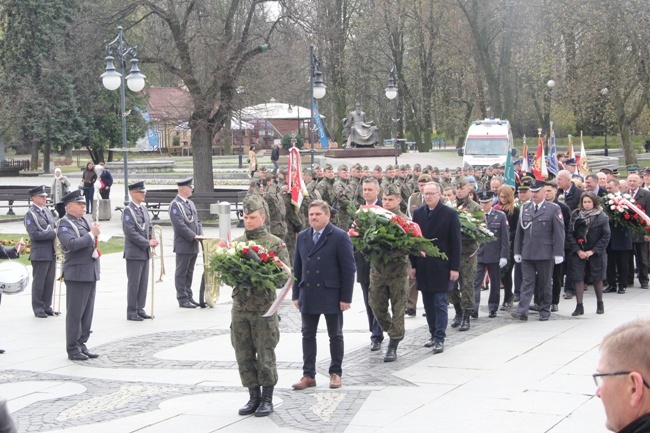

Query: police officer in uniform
<box><xmin>513</xmin><ymin>179</ymin><xmax>565</xmax><ymax>321</ymax></box>
<box><xmin>473</xmin><ymin>191</ymin><xmax>509</xmax><ymax>318</ymax></box>
<box><xmin>122</xmin><ymin>181</ymin><xmax>159</xmax><ymax>321</ymax></box>
<box><xmin>231</xmin><ymin>195</ymin><xmax>289</xmax><ymax>417</ymax></box>
<box><xmin>169</xmin><ymin>177</ymin><xmax>203</xmax><ymax>308</ymax></box>
<box><xmin>57</xmin><ymin>190</ymin><xmax>101</xmax><ymax>360</ymax></box>
<box><xmin>24</xmin><ymin>185</ymin><xmax>57</xmax><ymax>318</ymax></box>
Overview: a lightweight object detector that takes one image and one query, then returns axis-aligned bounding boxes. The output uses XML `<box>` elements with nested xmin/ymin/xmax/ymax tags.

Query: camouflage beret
<box><xmin>454</xmin><ymin>176</ymin><xmax>470</xmax><ymax>188</ymax></box>
<box><xmin>363</xmin><ymin>165</ymin><xmax>369</xmax><ymax>171</ymax></box>
<box><xmin>399</xmin><ymin>165</ymin><xmax>407</xmax><ymax>171</ymax></box>
<box><xmin>324</xmin><ymin>164</ymin><xmax>333</xmax><ymax>171</ymax></box>
<box><xmin>418</xmin><ymin>174</ymin><xmax>433</xmax><ymax>183</ymax></box>
<box><xmin>303</xmin><ymin>168</ymin><xmax>316</xmax><ymax>177</ymax></box>
<box><xmin>373</xmin><ymin>165</ymin><xmax>383</xmax><ymax>172</ymax></box>
<box><xmin>383</xmin><ymin>184</ymin><xmax>401</xmax><ymax>196</ymax></box>
<box><xmin>264</xmin><ymin>172</ymin><xmax>276</xmax><ymax>181</ymax></box>
<box><xmin>443</xmin><ymin>167</ymin><xmax>450</xmax><ymax>172</ymax></box>
<box><xmin>352</xmin><ymin>163</ymin><xmax>363</xmax><ymax>170</ymax></box>
<box><xmin>404</xmin><ymin>164</ymin><xmax>411</xmax><ymax>169</ymax></box>
<box><xmin>338</xmin><ymin>164</ymin><xmax>348</xmax><ymax>171</ymax></box>
<box><xmin>432</xmin><ymin>166</ymin><xmax>440</xmax><ymax>173</ymax></box>
<box><xmin>413</xmin><ymin>163</ymin><xmax>422</xmax><ymax>170</ymax></box>
<box><xmin>421</xmin><ymin>168</ymin><xmax>430</xmax><ymax>174</ymax></box>
<box><xmin>243</xmin><ymin>194</ymin><xmax>266</xmax><ymax>214</ymax></box>
<box><xmin>313</xmin><ymin>164</ymin><xmax>321</xmax><ymax>170</ymax></box>
<box><xmin>385</xmin><ymin>164</ymin><xmax>394</xmax><ymax>171</ymax></box>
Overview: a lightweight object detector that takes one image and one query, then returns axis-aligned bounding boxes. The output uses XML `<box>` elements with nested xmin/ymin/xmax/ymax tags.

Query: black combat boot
<box><xmin>383</xmin><ymin>339</ymin><xmax>399</xmax><ymax>362</ymax></box>
<box><xmin>450</xmin><ymin>304</ymin><xmax>463</xmax><ymax>328</ymax></box>
<box><xmin>459</xmin><ymin>310</ymin><xmax>470</xmax><ymax>331</ymax></box>
<box><xmin>238</xmin><ymin>387</ymin><xmax>261</xmax><ymax>415</ymax></box>
<box><xmin>254</xmin><ymin>386</ymin><xmax>274</xmax><ymax>417</ymax></box>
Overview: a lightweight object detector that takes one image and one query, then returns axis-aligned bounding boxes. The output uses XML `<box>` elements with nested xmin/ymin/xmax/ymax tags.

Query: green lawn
<box><xmin>1</xmin><ymin>234</ymin><xmax>124</xmax><ymax>266</ymax></box>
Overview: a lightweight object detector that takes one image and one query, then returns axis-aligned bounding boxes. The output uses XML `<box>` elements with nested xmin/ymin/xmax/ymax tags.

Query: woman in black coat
<box><xmin>567</xmin><ymin>191</ymin><xmax>611</xmax><ymax>316</ymax></box>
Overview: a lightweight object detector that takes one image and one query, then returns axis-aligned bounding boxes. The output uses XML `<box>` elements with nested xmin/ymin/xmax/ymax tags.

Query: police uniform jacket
<box><xmin>292</xmin><ymin>222</ymin><xmax>356</xmax><ymax>315</ymax></box>
<box><xmin>123</xmin><ymin>202</ymin><xmax>151</xmax><ymax>260</ymax></box>
<box><xmin>477</xmin><ymin>209</ymin><xmax>509</xmax><ymax>264</ymax></box>
<box><xmin>514</xmin><ymin>200</ymin><xmax>565</xmax><ymax>260</ymax></box>
<box><xmin>410</xmin><ymin>201</ymin><xmax>462</xmax><ymax>292</ymax></box>
<box><xmin>57</xmin><ymin>216</ymin><xmax>100</xmax><ymax>281</ymax></box>
<box><xmin>169</xmin><ymin>195</ymin><xmax>203</xmax><ymax>254</ymax></box>
<box><xmin>24</xmin><ymin>205</ymin><xmax>56</xmax><ymax>261</ymax></box>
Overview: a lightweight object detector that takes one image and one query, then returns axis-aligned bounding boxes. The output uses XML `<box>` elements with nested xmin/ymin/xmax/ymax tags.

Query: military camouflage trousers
<box><xmin>369</xmin><ymin>264</ymin><xmax>408</xmax><ymax>341</ymax></box>
<box><xmin>231</xmin><ymin>309</ymin><xmax>280</xmax><ymax>388</ymax></box>
<box><xmin>449</xmin><ymin>253</ymin><xmax>477</xmax><ymax>310</ymax></box>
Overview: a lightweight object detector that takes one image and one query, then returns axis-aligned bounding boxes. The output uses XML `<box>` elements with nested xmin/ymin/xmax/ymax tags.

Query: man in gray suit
<box><xmin>169</xmin><ymin>177</ymin><xmax>203</xmax><ymax>308</ymax></box>
<box><xmin>513</xmin><ymin>179</ymin><xmax>565</xmax><ymax>321</ymax></box>
<box><xmin>24</xmin><ymin>185</ymin><xmax>57</xmax><ymax>318</ymax></box>
<box><xmin>123</xmin><ymin>181</ymin><xmax>159</xmax><ymax>321</ymax></box>
<box><xmin>473</xmin><ymin>191</ymin><xmax>510</xmax><ymax>318</ymax></box>
<box><xmin>57</xmin><ymin>190</ymin><xmax>101</xmax><ymax>361</ymax></box>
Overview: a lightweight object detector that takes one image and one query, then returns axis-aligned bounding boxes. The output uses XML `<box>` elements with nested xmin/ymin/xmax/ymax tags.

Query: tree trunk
<box><xmin>31</xmin><ymin>138</ymin><xmax>39</xmax><ymax>171</ymax></box>
<box><xmin>619</xmin><ymin>121</ymin><xmax>637</xmax><ymax>165</ymax></box>
<box><xmin>190</xmin><ymin>111</ymin><xmax>215</xmax><ymax>220</ymax></box>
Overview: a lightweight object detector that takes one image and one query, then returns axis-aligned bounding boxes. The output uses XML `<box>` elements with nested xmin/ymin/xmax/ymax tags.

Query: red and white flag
<box><xmin>533</xmin><ymin>133</ymin><xmax>548</xmax><ymax>180</ymax></box>
<box><xmin>287</xmin><ymin>146</ymin><xmax>307</xmax><ymax>210</ymax></box>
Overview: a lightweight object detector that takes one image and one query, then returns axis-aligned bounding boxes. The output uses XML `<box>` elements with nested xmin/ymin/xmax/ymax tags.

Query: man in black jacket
<box><xmin>271</xmin><ymin>143</ymin><xmax>280</xmax><ymax>174</ymax></box>
<box><xmin>557</xmin><ymin>170</ymin><xmax>584</xmax><ymax>299</ymax></box>
<box><xmin>545</xmin><ymin>181</ymin><xmax>571</xmax><ymax>311</ymax></box>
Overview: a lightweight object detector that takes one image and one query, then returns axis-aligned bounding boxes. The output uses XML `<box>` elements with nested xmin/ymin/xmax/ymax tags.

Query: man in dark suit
<box><xmin>627</xmin><ymin>174</ymin><xmax>650</xmax><ymax>289</ymax></box>
<box><xmin>585</xmin><ymin>174</ymin><xmax>607</xmax><ymax>197</ymax></box>
<box><xmin>57</xmin><ymin>190</ymin><xmax>101</xmax><ymax>361</ymax></box>
<box><xmin>354</xmin><ymin>178</ymin><xmax>385</xmax><ymax>351</ymax></box>
<box><xmin>24</xmin><ymin>185</ymin><xmax>57</xmax><ymax>318</ymax></box>
<box><xmin>557</xmin><ymin>169</ymin><xmax>584</xmax><ymax>300</ymax></box>
<box><xmin>123</xmin><ymin>181</ymin><xmax>159</xmax><ymax>321</ymax></box>
<box><xmin>410</xmin><ymin>182</ymin><xmax>461</xmax><ymax>354</ymax></box>
<box><xmin>545</xmin><ymin>181</ymin><xmax>571</xmax><ymax>311</ymax></box>
<box><xmin>473</xmin><ymin>191</ymin><xmax>509</xmax><ymax>318</ymax></box>
<box><xmin>169</xmin><ymin>177</ymin><xmax>204</xmax><ymax>308</ymax></box>
<box><xmin>513</xmin><ymin>179</ymin><xmax>565</xmax><ymax>321</ymax></box>
<box><xmin>292</xmin><ymin>200</ymin><xmax>356</xmax><ymax>390</ymax></box>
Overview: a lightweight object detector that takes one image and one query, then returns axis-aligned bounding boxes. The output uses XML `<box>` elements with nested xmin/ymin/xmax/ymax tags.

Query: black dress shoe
<box><xmin>470</xmin><ymin>310</ymin><xmax>478</xmax><ymax>319</ymax></box>
<box><xmin>551</xmin><ymin>304</ymin><xmax>559</xmax><ymax>312</ymax></box>
<box><xmin>423</xmin><ymin>338</ymin><xmax>435</xmax><ymax>348</ymax></box>
<box><xmin>44</xmin><ymin>308</ymin><xmax>55</xmax><ymax>316</ymax></box>
<box><xmin>603</xmin><ymin>285</ymin><xmax>617</xmax><ymax>293</ymax></box>
<box><xmin>189</xmin><ymin>298</ymin><xmax>200</xmax><ymax>306</ymax></box>
<box><xmin>539</xmin><ymin>315</ymin><xmax>550</xmax><ymax>321</ymax></box>
<box><xmin>432</xmin><ymin>341</ymin><xmax>444</xmax><ymax>354</ymax></box>
<box><xmin>128</xmin><ymin>315</ymin><xmax>144</xmax><ymax>321</ymax></box>
<box><xmin>35</xmin><ymin>311</ymin><xmax>48</xmax><ymax>318</ymax></box>
<box><xmin>370</xmin><ymin>341</ymin><xmax>381</xmax><ymax>351</ymax></box>
<box><xmin>0</xmin><ymin>349</ymin><xmax>5</xmax><ymax>354</ymax></box>
<box><xmin>488</xmin><ymin>311</ymin><xmax>497</xmax><ymax>318</ymax></box>
<box><xmin>511</xmin><ymin>312</ymin><xmax>528</xmax><ymax>321</ymax></box>
<box><xmin>529</xmin><ymin>304</ymin><xmax>540</xmax><ymax>312</ymax></box>
<box><xmin>179</xmin><ymin>301</ymin><xmax>197</xmax><ymax>309</ymax></box>
<box><xmin>68</xmin><ymin>352</ymin><xmax>89</xmax><ymax>361</ymax></box>
<box><xmin>82</xmin><ymin>350</ymin><xmax>99</xmax><ymax>359</ymax></box>
<box><xmin>618</xmin><ymin>287</ymin><xmax>626</xmax><ymax>294</ymax></box>
<box><xmin>138</xmin><ymin>312</ymin><xmax>153</xmax><ymax>319</ymax></box>
<box><xmin>513</xmin><ymin>294</ymin><xmax>521</xmax><ymax>302</ymax></box>
<box><xmin>563</xmin><ymin>292</ymin><xmax>574</xmax><ymax>300</ymax></box>
<box><xmin>405</xmin><ymin>308</ymin><xmax>416</xmax><ymax>317</ymax></box>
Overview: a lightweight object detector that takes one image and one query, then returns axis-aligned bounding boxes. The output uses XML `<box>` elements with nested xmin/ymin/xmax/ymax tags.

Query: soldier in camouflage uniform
<box><xmin>245</xmin><ymin>178</ymin><xmax>270</xmax><ymax>229</ymax></box>
<box><xmin>372</xmin><ymin>165</ymin><xmax>383</xmax><ymax>183</ymax></box>
<box><xmin>332</xmin><ymin>165</ymin><xmax>355</xmax><ymax>230</ymax></box>
<box><xmin>440</xmin><ymin>168</ymin><xmax>453</xmax><ymax>189</ymax></box>
<box><xmin>406</xmin><ymin>164</ymin><xmax>419</xmax><ymax>194</ymax></box>
<box><xmin>300</xmin><ymin>168</ymin><xmax>322</xmax><ymax>221</ymax></box>
<box><xmin>349</xmin><ymin>163</ymin><xmax>365</xmax><ymax>206</ymax></box>
<box><xmin>381</xmin><ymin>165</ymin><xmax>395</xmax><ymax>192</ymax></box>
<box><xmin>262</xmin><ymin>173</ymin><xmax>287</xmax><ymax>241</ymax></box>
<box><xmin>394</xmin><ymin>165</ymin><xmax>412</xmax><ymax>213</ymax></box>
<box><xmin>231</xmin><ymin>195</ymin><xmax>290</xmax><ymax>417</ymax></box>
<box><xmin>369</xmin><ymin>184</ymin><xmax>411</xmax><ymax>363</ymax></box>
<box><xmin>449</xmin><ymin>176</ymin><xmax>484</xmax><ymax>331</ymax></box>
<box><xmin>316</xmin><ymin>164</ymin><xmax>336</xmax><ymax>207</ymax></box>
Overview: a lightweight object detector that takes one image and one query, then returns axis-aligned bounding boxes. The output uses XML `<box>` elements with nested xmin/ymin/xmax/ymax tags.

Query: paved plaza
<box><xmin>0</xmin><ymin>151</ymin><xmax>646</xmax><ymax>432</ymax></box>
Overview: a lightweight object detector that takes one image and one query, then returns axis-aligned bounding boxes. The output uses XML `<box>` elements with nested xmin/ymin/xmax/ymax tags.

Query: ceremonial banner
<box><xmin>533</xmin><ymin>134</ymin><xmax>548</xmax><ymax>180</ymax></box>
<box><xmin>567</xmin><ymin>134</ymin><xmax>576</xmax><ymax>159</ymax></box>
<box><xmin>504</xmin><ymin>147</ymin><xmax>516</xmax><ymax>188</ymax></box>
<box><xmin>288</xmin><ymin>146</ymin><xmax>308</xmax><ymax>210</ymax></box>
<box><xmin>548</xmin><ymin>124</ymin><xmax>559</xmax><ymax>176</ymax></box>
<box><xmin>579</xmin><ymin>132</ymin><xmax>589</xmax><ymax>175</ymax></box>
<box><xmin>521</xmin><ymin>143</ymin><xmax>530</xmax><ymax>174</ymax></box>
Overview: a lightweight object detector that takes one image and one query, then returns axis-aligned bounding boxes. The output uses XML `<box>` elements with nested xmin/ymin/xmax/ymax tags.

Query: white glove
<box><xmin>554</xmin><ymin>256</ymin><xmax>564</xmax><ymax>265</ymax></box>
<box><xmin>514</xmin><ymin>255</ymin><xmax>522</xmax><ymax>263</ymax></box>
<box><xmin>499</xmin><ymin>258</ymin><xmax>508</xmax><ymax>268</ymax></box>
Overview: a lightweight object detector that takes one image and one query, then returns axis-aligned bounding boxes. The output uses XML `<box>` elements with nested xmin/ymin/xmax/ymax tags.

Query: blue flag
<box><xmin>548</xmin><ymin>128</ymin><xmax>558</xmax><ymax>175</ymax></box>
<box><xmin>311</xmin><ymin>102</ymin><xmax>329</xmax><ymax>149</ymax></box>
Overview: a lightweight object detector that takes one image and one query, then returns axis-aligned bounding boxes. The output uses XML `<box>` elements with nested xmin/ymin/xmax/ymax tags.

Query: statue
<box><xmin>342</xmin><ymin>102</ymin><xmax>379</xmax><ymax>148</ymax></box>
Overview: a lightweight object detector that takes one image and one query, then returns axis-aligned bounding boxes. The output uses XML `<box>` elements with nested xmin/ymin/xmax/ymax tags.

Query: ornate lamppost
<box><xmin>309</xmin><ymin>45</ymin><xmax>326</xmax><ymax>168</ymax></box>
<box><xmin>385</xmin><ymin>66</ymin><xmax>398</xmax><ymax>165</ymax></box>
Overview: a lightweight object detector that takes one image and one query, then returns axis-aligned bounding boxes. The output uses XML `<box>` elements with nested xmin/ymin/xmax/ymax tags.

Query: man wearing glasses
<box><xmin>595</xmin><ymin>317</ymin><xmax>650</xmax><ymax>432</ymax></box>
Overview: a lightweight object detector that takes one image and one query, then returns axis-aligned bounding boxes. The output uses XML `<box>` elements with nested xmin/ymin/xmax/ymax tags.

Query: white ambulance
<box><xmin>459</xmin><ymin>118</ymin><xmax>516</xmax><ymax>168</ymax></box>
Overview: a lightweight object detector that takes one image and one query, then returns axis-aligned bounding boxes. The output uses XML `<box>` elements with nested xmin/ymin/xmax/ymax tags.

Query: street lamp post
<box><xmin>309</xmin><ymin>45</ymin><xmax>326</xmax><ymax>168</ymax></box>
<box><xmin>385</xmin><ymin>66</ymin><xmax>398</xmax><ymax>165</ymax></box>
<box><xmin>601</xmin><ymin>87</ymin><xmax>609</xmax><ymax>156</ymax></box>
<box><xmin>236</xmin><ymin>86</ymin><xmax>244</xmax><ymax>168</ymax></box>
<box><xmin>546</xmin><ymin>79</ymin><xmax>555</xmax><ymax>155</ymax></box>
<box><xmin>101</xmin><ymin>26</ymin><xmax>146</xmax><ymax>207</ymax></box>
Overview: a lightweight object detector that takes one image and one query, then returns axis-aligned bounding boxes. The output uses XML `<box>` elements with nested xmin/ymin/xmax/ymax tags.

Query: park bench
<box><xmin>0</xmin><ymin>185</ymin><xmax>53</xmax><ymax>215</ymax></box>
<box><xmin>115</xmin><ymin>188</ymin><xmax>247</xmax><ymax>223</ymax></box>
